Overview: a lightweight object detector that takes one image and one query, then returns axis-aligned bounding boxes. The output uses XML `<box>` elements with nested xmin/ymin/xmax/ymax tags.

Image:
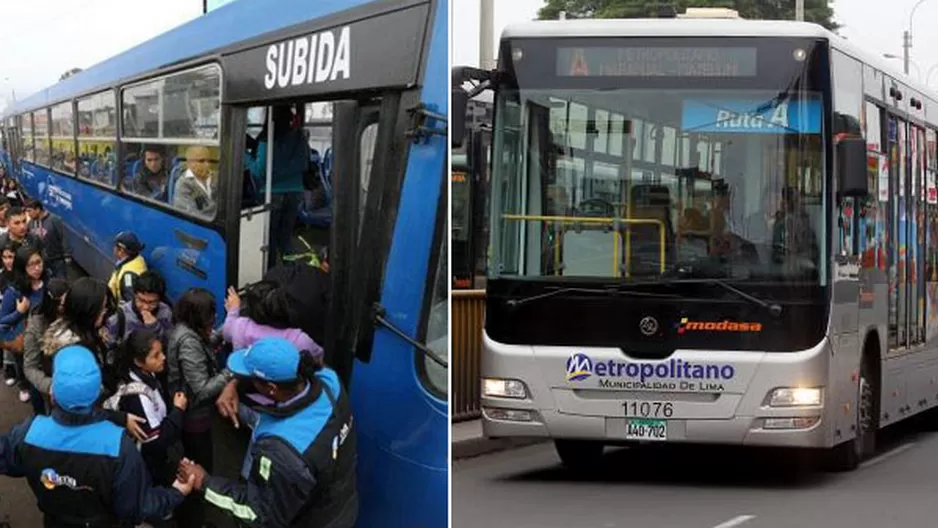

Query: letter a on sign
<box><xmin>569</xmin><ymin>49</ymin><xmax>589</xmax><ymax>76</ymax></box>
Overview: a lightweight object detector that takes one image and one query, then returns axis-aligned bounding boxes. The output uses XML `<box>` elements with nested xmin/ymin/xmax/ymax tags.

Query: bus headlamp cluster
<box><xmin>482</xmin><ymin>378</ymin><xmax>528</xmax><ymax>399</ymax></box>
<box><xmin>767</xmin><ymin>387</ymin><xmax>822</xmax><ymax>407</ymax></box>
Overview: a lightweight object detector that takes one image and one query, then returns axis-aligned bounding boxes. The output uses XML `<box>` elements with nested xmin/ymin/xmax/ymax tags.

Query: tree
<box><xmin>538</xmin><ymin>0</ymin><xmax>838</xmax><ymax>31</ymax></box>
<box><xmin>59</xmin><ymin>68</ymin><xmax>83</xmax><ymax>82</ymax></box>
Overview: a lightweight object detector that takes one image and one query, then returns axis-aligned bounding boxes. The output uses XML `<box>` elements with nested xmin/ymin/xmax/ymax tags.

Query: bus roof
<box><xmin>500</xmin><ymin>18</ymin><xmax>936</xmax><ymax>103</ymax></box>
<box><xmin>3</xmin><ymin>0</ymin><xmax>383</xmax><ymax>118</ymax></box>
<box><xmin>501</xmin><ymin>18</ymin><xmax>831</xmax><ymax>40</ymax></box>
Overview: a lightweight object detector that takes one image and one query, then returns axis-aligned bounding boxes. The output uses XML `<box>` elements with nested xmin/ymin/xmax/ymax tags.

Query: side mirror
<box><xmin>836</xmin><ymin>137</ymin><xmax>869</xmax><ymax>197</ymax></box>
<box><xmin>451</xmin><ymin>87</ymin><xmax>468</xmax><ymax>149</ymax></box>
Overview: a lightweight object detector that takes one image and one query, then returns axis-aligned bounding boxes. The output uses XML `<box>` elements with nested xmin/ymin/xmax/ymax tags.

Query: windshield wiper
<box><xmin>505</xmin><ymin>286</ymin><xmax>680</xmax><ymax>308</ymax></box>
<box><xmin>662</xmin><ymin>277</ymin><xmax>783</xmax><ymax>317</ymax></box>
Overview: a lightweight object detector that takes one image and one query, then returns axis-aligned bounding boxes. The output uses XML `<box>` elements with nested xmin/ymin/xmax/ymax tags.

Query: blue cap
<box><xmin>51</xmin><ymin>346</ymin><xmax>101</xmax><ymax>413</ymax></box>
<box><xmin>227</xmin><ymin>337</ymin><xmax>300</xmax><ymax>383</ymax></box>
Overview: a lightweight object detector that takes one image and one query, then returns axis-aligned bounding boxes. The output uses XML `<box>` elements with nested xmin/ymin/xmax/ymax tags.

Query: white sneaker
<box><xmin>18</xmin><ymin>390</ymin><xmax>29</xmax><ymax>403</ymax></box>
<box><xmin>4</xmin><ymin>378</ymin><xmax>15</xmax><ymax>387</ymax></box>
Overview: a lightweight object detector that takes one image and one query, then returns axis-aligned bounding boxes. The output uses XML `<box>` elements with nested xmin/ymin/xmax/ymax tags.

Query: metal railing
<box><xmin>453</xmin><ymin>289</ymin><xmax>486</xmax><ymax>422</ymax></box>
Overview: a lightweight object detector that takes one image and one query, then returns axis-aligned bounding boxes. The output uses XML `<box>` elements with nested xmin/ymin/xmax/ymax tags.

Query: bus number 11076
<box><xmin>623</xmin><ymin>401</ymin><xmax>674</xmax><ymax>418</ymax></box>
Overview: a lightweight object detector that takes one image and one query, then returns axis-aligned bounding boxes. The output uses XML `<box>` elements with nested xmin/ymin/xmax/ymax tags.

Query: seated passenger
<box><xmin>132</xmin><ymin>146</ymin><xmax>168</xmax><ymax>201</ymax></box>
<box><xmin>173</xmin><ymin>146</ymin><xmax>217</xmax><ymax>218</ymax></box>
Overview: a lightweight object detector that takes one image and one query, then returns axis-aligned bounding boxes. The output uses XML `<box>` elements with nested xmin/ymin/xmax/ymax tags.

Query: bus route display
<box><xmin>556</xmin><ymin>47</ymin><xmax>757</xmax><ymax>77</ymax></box>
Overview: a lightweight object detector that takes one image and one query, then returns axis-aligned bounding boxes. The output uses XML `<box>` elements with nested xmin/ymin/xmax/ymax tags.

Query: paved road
<box><xmin>453</xmin><ymin>418</ymin><xmax>938</xmax><ymax>528</ymax></box>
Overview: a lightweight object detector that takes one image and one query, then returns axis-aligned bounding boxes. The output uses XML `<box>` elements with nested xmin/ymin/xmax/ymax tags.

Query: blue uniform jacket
<box><xmin>0</xmin><ymin>409</ymin><xmax>184</xmax><ymax>524</ymax></box>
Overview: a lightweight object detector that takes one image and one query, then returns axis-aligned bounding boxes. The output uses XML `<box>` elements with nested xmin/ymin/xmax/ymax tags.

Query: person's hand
<box><xmin>140</xmin><ymin>309</ymin><xmax>157</xmax><ymax>326</ymax></box>
<box><xmin>173</xmin><ymin>472</ymin><xmax>196</xmax><ymax>495</ymax></box>
<box><xmin>15</xmin><ymin>297</ymin><xmax>29</xmax><ymax>314</ymax></box>
<box><xmin>177</xmin><ymin>458</ymin><xmax>207</xmax><ymax>491</ymax></box>
<box><xmin>225</xmin><ymin>286</ymin><xmax>241</xmax><ymax>311</ymax></box>
<box><xmin>216</xmin><ymin>380</ymin><xmax>240</xmax><ymax>429</ymax></box>
<box><xmin>173</xmin><ymin>391</ymin><xmax>188</xmax><ymax>411</ymax></box>
<box><xmin>125</xmin><ymin>414</ymin><xmax>147</xmax><ymax>443</ymax></box>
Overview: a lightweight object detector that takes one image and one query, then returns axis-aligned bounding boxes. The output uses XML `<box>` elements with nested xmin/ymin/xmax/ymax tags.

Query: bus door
<box><xmin>237</xmin><ymin>106</ymin><xmax>273</xmax><ymax>287</ymax></box>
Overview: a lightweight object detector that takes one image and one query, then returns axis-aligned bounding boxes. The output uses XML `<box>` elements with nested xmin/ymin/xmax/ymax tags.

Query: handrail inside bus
<box><xmin>500</xmin><ymin>214</ymin><xmax>666</xmax><ymax>275</ymax></box>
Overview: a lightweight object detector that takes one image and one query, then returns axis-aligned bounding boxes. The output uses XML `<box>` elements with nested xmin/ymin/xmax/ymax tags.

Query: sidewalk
<box><xmin>452</xmin><ymin>418</ymin><xmax>546</xmax><ymax>459</ymax></box>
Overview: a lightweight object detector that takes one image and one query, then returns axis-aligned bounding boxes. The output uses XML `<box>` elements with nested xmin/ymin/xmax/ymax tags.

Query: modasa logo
<box><xmin>565</xmin><ymin>352</ymin><xmax>736</xmax><ymax>390</ymax></box>
<box><xmin>676</xmin><ymin>318</ymin><xmax>762</xmax><ymax>334</ymax></box>
<box><xmin>566</xmin><ymin>353</ymin><xmax>594</xmax><ymax>381</ymax></box>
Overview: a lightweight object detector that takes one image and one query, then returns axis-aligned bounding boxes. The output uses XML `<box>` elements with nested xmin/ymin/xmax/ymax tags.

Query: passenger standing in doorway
<box><xmin>26</xmin><ymin>199</ymin><xmax>71</xmax><ymax>280</ymax></box>
<box><xmin>245</xmin><ymin>105</ymin><xmax>308</xmax><ymax>269</ymax></box>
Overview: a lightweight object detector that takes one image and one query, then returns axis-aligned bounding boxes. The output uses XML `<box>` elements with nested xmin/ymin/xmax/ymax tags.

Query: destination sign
<box><xmin>682</xmin><ymin>97</ymin><xmax>821</xmax><ymax>134</ymax></box>
<box><xmin>557</xmin><ymin>47</ymin><xmax>757</xmax><ymax>78</ymax></box>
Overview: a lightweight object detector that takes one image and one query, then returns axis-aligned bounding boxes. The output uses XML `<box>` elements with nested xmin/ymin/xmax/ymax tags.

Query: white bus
<box><xmin>451</xmin><ymin>10</ymin><xmax>938</xmax><ymax>471</ymax></box>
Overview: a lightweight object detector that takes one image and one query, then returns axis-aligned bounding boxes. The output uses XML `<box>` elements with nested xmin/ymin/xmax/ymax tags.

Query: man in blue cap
<box><xmin>178</xmin><ymin>337</ymin><xmax>357</xmax><ymax>527</ymax></box>
<box><xmin>0</xmin><ymin>344</ymin><xmax>195</xmax><ymax>526</ymax></box>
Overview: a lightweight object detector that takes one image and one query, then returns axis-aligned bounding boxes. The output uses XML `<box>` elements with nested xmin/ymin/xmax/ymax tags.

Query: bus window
<box><xmin>33</xmin><ymin>110</ymin><xmax>50</xmax><ymax>167</ymax></box>
<box><xmin>122</xmin><ymin>65</ymin><xmax>221</xmax><ymax>218</ymax></box>
<box><xmin>76</xmin><ymin>91</ymin><xmax>116</xmax><ymax>186</ymax></box>
<box><xmin>20</xmin><ymin>113</ymin><xmax>34</xmax><ymax>164</ymax></box>
<box><xmin>50</xmin><ymin>101</ymin><xmax>76</xmax><ymax>175</ymax></box>
<box><xmin>359</xmin><ymin>122</ymin><xmax>378</xmax><ymax>230</ymax></box>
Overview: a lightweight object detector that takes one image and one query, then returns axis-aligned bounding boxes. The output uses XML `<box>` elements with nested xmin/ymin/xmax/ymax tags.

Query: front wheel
<box><xmin>827</xmin><ymin>361</ymin><xmax>877</xmax><ymax>471</ymax></box>
<box><xmin>554</xmin><ymin>439</ymin><xmax>604</xmax><ymax>472</ymax></box>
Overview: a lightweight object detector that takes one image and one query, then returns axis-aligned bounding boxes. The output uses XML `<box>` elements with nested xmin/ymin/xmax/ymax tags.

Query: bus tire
<box><xmin>554</xmin><ymin>440</ymin><xmax>604</xmax><ymax>471</ymax></box>
<box><xmin>828</xmin><ymin>358</ymin><xmax>877</xmax><ymax>471</ymax></box>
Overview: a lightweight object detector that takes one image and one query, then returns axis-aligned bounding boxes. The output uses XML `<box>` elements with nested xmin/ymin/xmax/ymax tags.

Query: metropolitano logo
<box><xmin>566</xmin><ymin>353</ymin><xmax>594</xmax><ymax>381</ymax></box>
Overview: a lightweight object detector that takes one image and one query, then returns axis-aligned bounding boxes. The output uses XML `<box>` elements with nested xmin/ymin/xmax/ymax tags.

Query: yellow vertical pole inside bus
<box><xmin>624</xmin><ymin>119</ymin><xmax>633</xmax><ymax>278</ymax></box>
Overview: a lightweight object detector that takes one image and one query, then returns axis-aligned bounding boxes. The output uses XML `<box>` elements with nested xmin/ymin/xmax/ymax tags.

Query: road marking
<box><xmin>712</xmin><ymin>515</ymin><xmax>755</xmax><ymax>528</ymax></box>
<box><xmin>859</xmin><ymin>442</ymin><xmax>916</xmax><ymax>469</ymax></box>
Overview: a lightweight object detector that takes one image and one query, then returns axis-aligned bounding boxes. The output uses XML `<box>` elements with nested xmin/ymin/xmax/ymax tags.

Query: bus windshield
<box><xmin>489</xmin><ymin>38</ymin><xmax>829</xmax><ymax>287</ymax></box>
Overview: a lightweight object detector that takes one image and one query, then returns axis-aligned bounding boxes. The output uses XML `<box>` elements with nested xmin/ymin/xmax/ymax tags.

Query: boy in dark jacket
<box><xmin>25</xmin><ymin>199</ymin><xmax>71</xmax><ymax>279</ymax></box>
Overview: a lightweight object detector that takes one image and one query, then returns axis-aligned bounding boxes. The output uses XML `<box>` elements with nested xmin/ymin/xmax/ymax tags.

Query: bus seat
<box><xmin>167</xmin><ymin>160</ymin><xmax>186</xmax><ymax>202</ymax></box>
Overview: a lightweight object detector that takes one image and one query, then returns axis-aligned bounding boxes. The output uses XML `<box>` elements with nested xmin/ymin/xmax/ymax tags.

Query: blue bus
<box><xmin>0</xmin><ymin>0</ymin><xmax>449</xmax><ymax>525</ymax></box>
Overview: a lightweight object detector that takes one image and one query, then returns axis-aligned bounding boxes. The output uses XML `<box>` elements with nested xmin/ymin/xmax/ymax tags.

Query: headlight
<box><xmin>767</xmin><ymin>387</ymin><xmax>822</xmax><ymax>407</ymax></box>
<box><xmin>482</xmin><ymin>378</ymin><xmax>527</xmax><ymax>399</ymax></box>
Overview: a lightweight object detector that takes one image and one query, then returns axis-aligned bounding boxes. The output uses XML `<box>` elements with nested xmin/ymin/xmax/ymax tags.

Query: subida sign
<box><xmin>222</xmin><ymin>2</ymin><xmax>429</xmax><ymax>104</ymax></box>
<box><xmin>263</xmin><ymin>26</ymin><xmax>351</xmax><ymax>90</ymax></box>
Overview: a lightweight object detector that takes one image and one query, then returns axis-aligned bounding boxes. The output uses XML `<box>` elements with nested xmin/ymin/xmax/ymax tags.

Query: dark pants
<box><xmin>175</xmin><ymin>428</ymin><xmax>214</xmax><ymax>526</ymax></box>
<box><xmin>268</xmin><ymin>191</ymin><xmax>303</xmax><ymax>269</ymax></box>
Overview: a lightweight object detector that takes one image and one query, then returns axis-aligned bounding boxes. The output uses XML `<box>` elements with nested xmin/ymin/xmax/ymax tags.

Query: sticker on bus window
<box><xmin>681</xmin><ymin>97</ymin><xmax>821</xmax><ymax>134</ymax></box>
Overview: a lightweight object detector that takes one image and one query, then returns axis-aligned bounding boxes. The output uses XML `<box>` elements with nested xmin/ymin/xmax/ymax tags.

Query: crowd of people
<box><xmin>0</xmin><ymin>169</ymin><xmax>356</xmax><ymax>527</ymax></box>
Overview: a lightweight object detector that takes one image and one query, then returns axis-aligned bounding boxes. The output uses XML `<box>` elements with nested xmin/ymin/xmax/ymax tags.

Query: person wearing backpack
<box><xmin>102</xmin><ymin>271</ymin><xmax>173</xmax><ymax>356</ymax></box>
<box><xmin>103</xmin><ymin>329</ymin><xmax>187</xmax><ymax>527</ymax></box>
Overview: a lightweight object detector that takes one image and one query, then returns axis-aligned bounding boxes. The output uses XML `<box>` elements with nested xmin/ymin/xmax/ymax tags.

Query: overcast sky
<box><xmin>451</xmin><ymin>0</ymin><xmax>938</xmax><ymax>86</ymax></box>
<box><xmin>0</xmin><ymin>0</ymin><xmax>202</xmax><ymax>112</ymax></box>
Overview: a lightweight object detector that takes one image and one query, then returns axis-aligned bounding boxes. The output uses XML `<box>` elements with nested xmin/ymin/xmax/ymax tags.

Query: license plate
<box><xmin>625</xmin><ymin>419</ymin><xmax>667</xmax><ymax>441</ymax></box>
